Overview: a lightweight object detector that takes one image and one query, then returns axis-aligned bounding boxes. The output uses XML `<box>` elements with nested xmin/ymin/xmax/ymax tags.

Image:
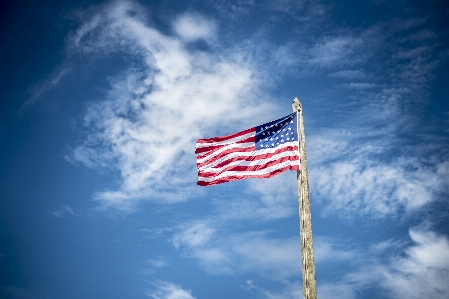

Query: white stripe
<box><xmin>195</xmin><ymin>131</ymin><xmax>255</xmax><ymax>149</ymax></box>
<box><xmin>198</xmin><ymin>146</ymin><xmax>299</xmax><ymax>172</ymax></box>
<box><xmin>197</xmin><ymin>141</ymin><xmax>298</xmax><ymax>166</ymax></box>
<box><xmin>198</xmin><ymin>159</ymin><xmax>300</xmax><ymax>182</ymax></box>
<box><xmin>196</xmin><ymin>142</ymin><xmax>254</xmax><ymax>164</ymax></box>
<box><xmin>199</xmin><ymin>149</ymin><xmax>300</xmax><ymax>173</ymax></box>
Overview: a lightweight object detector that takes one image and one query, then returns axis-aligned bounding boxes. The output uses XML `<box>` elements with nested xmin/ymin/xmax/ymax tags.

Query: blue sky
<box><xmin>1</xmin><ymin>0</ymin><xmax>449</xmax><ymax>298</ymax></box>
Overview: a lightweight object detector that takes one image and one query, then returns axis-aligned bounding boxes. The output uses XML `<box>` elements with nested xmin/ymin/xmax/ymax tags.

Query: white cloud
<box><xmin>143</xmin><ymin>256</ymin><xmax>168</xmax><ymax>275</ymax></box>
<box><xmin>171</xmin><ymin>220</ymin><xmax>301</xmax><ymax>279</ymax></box>
<box><xmin>318</xmin><ymin>283</ymin><xmax>357</xmax><ymax>299</ymax></box>
<box><xmin>314</xmin><ymin>236</ymin><xmax>358</xmax><ymax>263</ymax></box>
<box><xmin>48</xmin><ymin>205</ymin><xmax>75</xmax><ymax>218</ymax></box>
<box><xmin>250</xmin><ymin>281</ymin><xmax>303</xmax><ymax>299</ymax></box>
<box><xmin>314</xmin><ymin>228</ymin><xmax>449</xmax><ymax>299</ymax></box>
<box><xmin>20</xmin><ymin>66</ymin><xmax>72</xmax><ymax>113</ymax></box>
<box><xmin>310</xmin><ymin>153</ymin><xmax>449</xmax><ymax>217</ymax></box>
<box><xmin>380</xmin><ymin>229</ymin><xmax>449</xmax><ymax>299</ymax></box>
<box><xmin>344</xmin><ymin>82</ymin><xmax>377</xmax><ymax>89</ymax></box>
<box><xmin>171</xmin><ymin>224</ymin><xmax>433</xmax><ymax>298</ymax></box>
<box><xmin>213</xmin><ymin>172</ymin><xmax>298</xmax><ymax>222</ymax></box>
<box><xmin>305</xmin><ymin>41</ymin><xmax>448</xmax><ymax>219</ymax></box>
<box><xmin>147</xmin><ymin>281</ymin><xmax>195</xmax><ymax>299</ymax></box>
<box><xmin>307</xmin><ymin>35</ymin><xmax>364</xmax><ymax>69</ymax></box>
<box><xmin>67</xmin><ymin>0</ymin><xmax>278</xmax><ymax>210</ymax></box>
<box><xmin>172</xmin><ymin>13</ymin><xmax>216</xmax><ymax>42</ymax></box>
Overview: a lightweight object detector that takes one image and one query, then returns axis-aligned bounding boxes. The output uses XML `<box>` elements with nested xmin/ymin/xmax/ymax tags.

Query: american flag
<box><xmin>195</xmin><ymin>112</ymin><xmax>300</xmax><ymax>186</ymax></box>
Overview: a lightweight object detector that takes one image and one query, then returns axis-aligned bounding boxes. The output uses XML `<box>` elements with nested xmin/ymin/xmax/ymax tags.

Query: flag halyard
<box><xmin>196</xmin><ymin>112</ymin><xmax>300</xmax><ymax>186</ymax></box>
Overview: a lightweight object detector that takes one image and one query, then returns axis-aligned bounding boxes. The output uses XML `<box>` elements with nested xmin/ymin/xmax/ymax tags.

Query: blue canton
<box><xmin>255</xmin><ymin>112</ymin><xmax>298</xmax><ymax>150</ymax></box>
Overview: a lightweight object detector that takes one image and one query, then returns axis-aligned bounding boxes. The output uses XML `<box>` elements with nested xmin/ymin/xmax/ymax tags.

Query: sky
<box><xmin>1</xmin><ymin>0</ymin><xmax>449</xmax><ymax>298</ymax></box>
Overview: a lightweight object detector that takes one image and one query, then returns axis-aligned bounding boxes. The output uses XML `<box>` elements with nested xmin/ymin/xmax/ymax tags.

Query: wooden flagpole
<box><xmin>292</xmin><ymin>98</ymin><xmax>317</xmax><ymax>299</ymax></box>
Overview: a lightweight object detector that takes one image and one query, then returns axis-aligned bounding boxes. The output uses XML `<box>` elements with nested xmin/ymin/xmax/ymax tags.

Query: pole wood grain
<box><xmin>293</xmin><ymin>98</ymin><xmax>317</xmax><ymax>299</ymax></box>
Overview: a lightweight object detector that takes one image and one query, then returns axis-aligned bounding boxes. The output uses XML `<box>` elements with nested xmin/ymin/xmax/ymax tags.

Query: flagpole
<box><xmin>292</xmin><ymin>98</ymin><xmax>317</xmax><ymax>299</ymax></box>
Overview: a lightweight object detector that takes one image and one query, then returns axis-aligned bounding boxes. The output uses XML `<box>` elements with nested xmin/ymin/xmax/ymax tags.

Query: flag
<box><xmin>195</xmin><ymin>112</ymin><xmax>300</xmax><ymax>186</ymax></box>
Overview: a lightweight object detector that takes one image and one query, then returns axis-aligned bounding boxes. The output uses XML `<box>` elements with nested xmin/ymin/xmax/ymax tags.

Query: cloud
<box><xmin>380</xmin><ymin>229</ymin><xmax>449</xmax><ymax>299</ymax></box>
<box><xmin>243</xmin><ymin>280</ymin><xmax>303</xmax><ymax>299</ymax></box>
<box><xmin>314</xmin><ymin>236</ymin><xmax>358</xmax><ymax>263</ymax></box>
<box><xmin>171</xmin><ymin>220</ymin><xmax>301</xmax><ymax>279</ymax></box>
<box><xmin>146</xmin><ymin>281</ymin><xmax>195</xmax><ymax>299</ymax></box>
<box><xmin>19</xmin><ymin>66</ymin><xmax>71</xmax><ymax>113</ymax></box>
<box><xmin>169</xmin><ymin>218</ymin><xmax>449</xmax><ymax>298</ymax></box>
<box><xmin>172</xmin><ymin>13</ymin><xmax>216</xmax><ymax>42</ymax></box>
<box><xmin>143</xmin><ymin>256</ymin><xmax>168</xmax><ymax>275</ymax></box>
<box><xmin>301</xmin><ymin>21</ymin><xmax>449</xmax><ymax>218</ymax></box>
<box><xmin>212</xmin><ymin>172</ymin><xmax>298</xmax><ymax>222</ymax></box>
<box><xmin>343</xmin><ymin>82</ymin><xmax>377</xmax><ymax>89</ymax></box>
<box><xmin>309</xmin><ymin>139</ymin><xmax>449</xmax><ymax>217</ymax></box>
<box><xmin>64</xmin><ymin>1</ymin><xmax>448</xmax><ymax>218</ymax></box>
<box><xmin>315</xmin><ymin>228</ymin><xmax>449</xmax><ymax>299</ymax></box>
<box><xmin>66</xmin><ymin>0</ymin><xmax>278</xmax><ymax>210</ymax></box>
<box><xmin>307</xmin><ymin>35</ymin><xmax>364</xmax><ymax>69</ymax></box>
<box><xmin>48</xmin><ymin>205</ymin><xmax>75</xmax><ymax>218</ymax></box>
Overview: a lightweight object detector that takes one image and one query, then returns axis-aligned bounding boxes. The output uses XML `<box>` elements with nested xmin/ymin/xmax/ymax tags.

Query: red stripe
<box><xmin>196</xmin><ymin>127</ymin><xmax>255</xmax><ymax>144</ymax></box>
<box><xmin>198</xmin><ymin>155</ymin><xmax>299</xmax><ymax>178</ymax></box>
<box><xmin>195</xmin><ymin>136</ymin><xmax>255</xmax><ymax>154</ymax></box>
<box><xmin>197</xmin><ymin>164</ymin><xmax>300</xmax><ymax>186</ymax></box>
<box><xmin>197</xmin><ymin>144</ymin><xmax>299</xmax><ymax>169</ymax></box>
<box><xmin>197</xmin><ymin>145</ymin><xmax>256</xmax><ymax>167</ymax></box>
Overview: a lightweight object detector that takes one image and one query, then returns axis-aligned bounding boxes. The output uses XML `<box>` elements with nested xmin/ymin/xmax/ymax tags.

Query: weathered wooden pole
<box><xmin>292</xmin><ymin>98</ymin><xmax>317</xmax><ymax>299</ymax></box>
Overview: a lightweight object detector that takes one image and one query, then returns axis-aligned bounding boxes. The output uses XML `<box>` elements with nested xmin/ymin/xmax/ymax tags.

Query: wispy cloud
<box><xmin>307</xmin><ymin>35</ymin><xmax>365</xmax><ymax>69</ymax></box>
<box><xmin>241</xmin><ymin>280</ymin><xmax>303</xmax><ymax>299</ymax></box>
<box><xmin>173</xmin><ymin>13</ymin><xmax>217</xmax><ymax>42</ymax></box>
<box><xmin>310</xmin><ymin>154</ymin><xmax>449</xmax><ymax>217</ymax></box>
<box><xmin>343</xmin><ymin>82</ymin><xmax>377</xmax><ymax>89</ymax></box>
<box><xmin>66</xmin><ymin>0</ymin><xmax>279</xmax><ymax>210</ymax></box>
<box><xmin>19</xmin><ymin>66</ymin><xmax>71</xmax><ymax>113</ymax></box>
<box><xmin>169</xmin><ymin>218</ymin><xmax>449</xmax><ymax>298</ymax></box>
<box><xmin>213</xmin><ymin>172</ymin><xmax>298</xmax><ymax>222</ymax></box>
<box><xmin>143</xmin><ymin>256</ymin><xmax>168</xmax><ymax>275</ymax></box>
<box><xmin>380</xmin><ymin>228</ymin><xmax>449</xmax><ymax>299</ymax></box>
<box><xmin>146</xmin><ymin>281</ymin><xmax>195</xmax><ymax>299</ymax></box>
<box><xmin>48</xmin><ymin>205</ymin><xmax>75</xmax><ymax>218</ymax></box>
<box><xmin>297</xmin><ymin>18</ymin><xmax>449</xmax><ymax>219</ymax></box>
<box><xmin>317</xmin><ymin>227</ymin><xmax>449</xmax><ymax>299</ymax></box>
<box><xmin>171</xmin><ymin>219</ymin><xmax>301</xmax><ymax>280</ymax></box>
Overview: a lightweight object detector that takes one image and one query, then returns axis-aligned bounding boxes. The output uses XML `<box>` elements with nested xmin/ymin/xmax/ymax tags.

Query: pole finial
<box><xmin>292</xmin><ymin>97</ymin><xmax>302</xmax><ymax>112</ymax></box>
